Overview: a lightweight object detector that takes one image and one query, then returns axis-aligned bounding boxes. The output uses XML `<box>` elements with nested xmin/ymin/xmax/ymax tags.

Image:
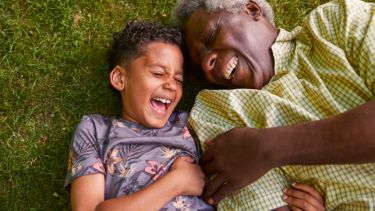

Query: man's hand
<box><xmin>201</xmin><ymin>101</ymin><xmax>375</xmax><ymax>205</ymax></box>
<box><xmin>201</xmin><ymin>127</ymin><xmax>274</xmax><ymax>205</ymax></box>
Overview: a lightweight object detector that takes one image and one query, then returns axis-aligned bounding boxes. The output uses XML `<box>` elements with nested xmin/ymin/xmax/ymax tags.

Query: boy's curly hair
<box><xmin>109</xmin><ymin>20</ymin><xmax>183</xmax><ymax>70</ymax></box>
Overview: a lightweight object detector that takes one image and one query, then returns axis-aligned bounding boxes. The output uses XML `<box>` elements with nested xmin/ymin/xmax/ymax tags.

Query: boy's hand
<box><xmin>282</xmin><ymin>182</ymin><xmax>325</xmax><ymax>211</ymax></box>
<box><xmin>170</xmin><ymin>156</ymin><xmax>205</xmax><ymax>196</ymax></box>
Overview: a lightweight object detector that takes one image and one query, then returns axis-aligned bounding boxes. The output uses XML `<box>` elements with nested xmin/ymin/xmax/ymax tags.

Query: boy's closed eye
<box><xmin>151</xmin><ymin>68</ymin><xmax>165</xmax><ymax>77</ymax></box>
<box><xmin>150</xmin><ymin>68</ymin><xmax>183</xmax><ymax>84</ymax></box>
<box><xmin>152</xmin><ymin>72</ymin><xmax>164</xmax><ymax>77</ymax></box>
<box><xmin>174</xmin><ymin>75</ymin><xmax>184</xmax><ymax>84</ymax></box>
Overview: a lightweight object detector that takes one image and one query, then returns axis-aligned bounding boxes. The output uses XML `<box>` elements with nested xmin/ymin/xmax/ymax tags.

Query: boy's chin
<box><xmin>142</xmin><ymin>117</ymin><xmax>168</xmax><ymax>129</ymax></box>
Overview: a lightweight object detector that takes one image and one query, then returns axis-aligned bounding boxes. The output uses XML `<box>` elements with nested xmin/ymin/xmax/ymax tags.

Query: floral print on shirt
<box><xmin>65</xmin><ymin>110</ymin><xmax>213</xmax><ymax>211</ymax></box>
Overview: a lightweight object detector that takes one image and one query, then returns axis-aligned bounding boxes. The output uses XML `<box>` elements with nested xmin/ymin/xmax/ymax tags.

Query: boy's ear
<box><xmin>110</xmin><ymin>65</ymin><xmax>126</xmax><ymax>91</ymax></box>
<box><xmin>246</xmin><ymin>0</ymin><xmax>263</xmax><ymax>20</ymax></box>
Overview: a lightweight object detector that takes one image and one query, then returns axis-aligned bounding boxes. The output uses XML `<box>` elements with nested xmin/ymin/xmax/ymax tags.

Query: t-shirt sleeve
<box><xmin>64</xmin><ymin>115</ymin><xmax>105</xmax><ymax>190</ymax></box>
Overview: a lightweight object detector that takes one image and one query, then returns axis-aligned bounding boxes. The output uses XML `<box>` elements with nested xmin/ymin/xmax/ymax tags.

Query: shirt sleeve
<box><xmin>341</xmin><ymin>0</ymin><xmax>375</xmax><ymax>95</ymax></box>
<box><xmin>303</xmin><ymin>0</ymin><xmax>375</xmax><ymax>94</ymax></box>
<box><xmin>64</xmin><ymin>115</ymin><xmax>105</xmax><ymax>190</ymax></box>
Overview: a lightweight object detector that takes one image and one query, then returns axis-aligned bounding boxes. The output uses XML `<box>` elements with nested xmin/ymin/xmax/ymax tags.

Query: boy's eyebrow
<box><xmin>148</xmin><ymin>64</ymin><xmax>183</xmax><ymax>75</ymax></box>
<box><xmin>148</xmin><ymin>64</ymin><xmax>165</xmax><ymax>69</ymax></box>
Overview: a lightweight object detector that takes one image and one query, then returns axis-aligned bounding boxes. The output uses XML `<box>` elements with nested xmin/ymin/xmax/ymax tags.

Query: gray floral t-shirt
<box><xmin>65</xmin><ymin>110</ymin><xmax>213</xmax><ymax>210</ymax></box>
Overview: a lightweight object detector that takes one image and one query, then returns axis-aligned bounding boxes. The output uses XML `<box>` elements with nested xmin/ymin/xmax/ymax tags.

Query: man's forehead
<box><xmin>185</xmin><ymin>8</ymin><xmax>218</xmax><ymax>37</ymax></box>
<box><xmin>195</xmin><ymin>8</ymin><xmax>219</xmax><ymax>20</ymax></box>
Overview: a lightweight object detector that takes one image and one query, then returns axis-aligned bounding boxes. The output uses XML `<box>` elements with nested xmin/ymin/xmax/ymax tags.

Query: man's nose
<box><xmin>202</xmin><ymin>52</ymin><xmax>217</xmax><ymax>73</ymax></box>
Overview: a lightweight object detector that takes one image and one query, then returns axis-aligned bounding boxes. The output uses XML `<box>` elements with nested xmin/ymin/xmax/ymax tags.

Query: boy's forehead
<box><xmin>143</xmin><ymin>41</ymin><xmax>181</xmax><ymax>53</ymax></box>
<box><xmin>139</xmin><ymin>42</ymin><xmax>184</xmax><ymax>70</ymax></box>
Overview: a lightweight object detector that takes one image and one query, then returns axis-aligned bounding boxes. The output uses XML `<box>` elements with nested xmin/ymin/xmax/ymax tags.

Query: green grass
<box><xmin>0</xmin><ymin>0</ymin><xmax>372</xmax><ymax>210</ymax></box>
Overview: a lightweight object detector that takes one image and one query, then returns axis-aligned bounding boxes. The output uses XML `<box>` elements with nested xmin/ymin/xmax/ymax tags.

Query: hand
<box><xmin>282</xmin><ymin>182</ymin><xmax>325</xmax><ymax>211</ymax></box>
<box><xmin>170</xmin><ymin>156</ymin><xmax>205</xmax><ymax>196</ymax></box>
<box><xmin>201</xmin><ymin>127</ymin><xmax>274</xmax><ymax>205</ymax></box>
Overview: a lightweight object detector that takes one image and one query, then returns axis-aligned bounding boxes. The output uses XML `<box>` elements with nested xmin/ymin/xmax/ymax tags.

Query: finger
<box><xmin>203</xmin><ymin>174</ymin><xmax>226</xmax><ymax>202</ymax></box>
<box><xmin>201</xmin><ymin>147</ymin><xmax>214</xmax><ymax>163</ymax></box>
<box><xmin>205</xmin><ymin>131</ymin><xmax>226</xmax><ymax>146</ymax></box>
<box><xmin>290</xmin><ymin>206</ymin><xmax>303</xmax><ymax>211</ymax></box>
<box><xmin>201</xmin><ymin>135</ymin><xmax>223</xmax><ymax>163</ymax></box>
<box><xmin>209</xmin><ymin>181</ymin><xmax>236</xmax><ymax>205</ymax></box>
<box><xmin>291</xmin><ymin>182</ymin><xmax>324</xmax><ymax>204</ymax></box>
<box><xmin>283</xmin><ymin>188</ymin><xmax>322</xmax><ymax>209</ymax></box>
<box><xmin>204</xmin><ymin>139</ymin><xmax>214</xmax><ymax>146</ymax></box>
<box><xmin>202</xmin><ymin>161</ymin><xmax>217</xmax><ymax>176</ymax></box>
<box><xmin>283</xmin><ymin>194</ymin><xmax>319</xmax><ymax>211</ymax></box>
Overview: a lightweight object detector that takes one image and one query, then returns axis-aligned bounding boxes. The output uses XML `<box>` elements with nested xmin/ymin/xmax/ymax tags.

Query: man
<box><xmin>171</xmin><ymin>0</ymin><xmax>375</xmax><ymax>210</ymax></box>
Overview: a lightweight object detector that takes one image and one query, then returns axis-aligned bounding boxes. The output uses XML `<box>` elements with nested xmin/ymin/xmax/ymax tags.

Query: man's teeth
<box><xmin>153</xmin><ymin>98</ymin><xmax>171</xmax><ymax>104</ymax></box>
<box><xmin>223</xmin><ymin>56</ymin><xmax>238</xmax><ymax>80</ymax></box>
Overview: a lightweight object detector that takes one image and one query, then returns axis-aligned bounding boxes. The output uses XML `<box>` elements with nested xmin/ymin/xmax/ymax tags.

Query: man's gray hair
<box><xmin>171</xmin><ymin>0</ymin><xmax>274</xmax><ymax>27</ymax></box>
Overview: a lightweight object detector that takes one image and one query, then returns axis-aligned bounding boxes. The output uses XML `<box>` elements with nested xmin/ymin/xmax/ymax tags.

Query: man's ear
<box><xmin>246</xmin><ymin>1</ymin><xmax>263</xmax><ymax>20</ymax></box>
<box><xmin>110</xmin><ymin>65</ymin><xmax>126</xmax><ymax>91</ymax></box>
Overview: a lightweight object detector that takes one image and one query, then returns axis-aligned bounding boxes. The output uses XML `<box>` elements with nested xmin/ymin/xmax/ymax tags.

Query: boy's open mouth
<box><xmin>150</xmin><ymin>97</ymin><xmax>172</xmax><ymax>113</ymax></box>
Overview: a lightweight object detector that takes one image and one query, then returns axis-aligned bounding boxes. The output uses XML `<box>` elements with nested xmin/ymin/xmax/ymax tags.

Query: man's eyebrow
<box><xmin>205</xmin><ymin>17</ymin><xmax>221</xmax><ymax>44</ymax></box>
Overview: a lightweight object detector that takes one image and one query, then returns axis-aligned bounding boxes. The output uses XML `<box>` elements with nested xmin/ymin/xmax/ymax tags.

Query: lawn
<box><xmin>0</xmin><ymin>0</ymin><xmax>372</xmax><ymax>210</ymax></box>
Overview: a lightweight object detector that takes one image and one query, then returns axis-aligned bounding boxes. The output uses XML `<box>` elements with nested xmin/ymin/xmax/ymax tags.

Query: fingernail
<box><xmin>208</xmin><ymin>198</ymin><xmax>214</xmax><ymax>205</ymax></box>
<box><xmin>292</xmin><ymin>182</ymin><xmax>297</xmax><ymax>187</ymax></box>
<box><xmin>205</xmin><ymin>140</ymin><xmax>213</xmax><ymax>146</ymax></box>
<box><xmin>282</xmin><ymin>195</ymin><xmax>288</xmax><ymax>200</ymax></box>
<box><xmin>282</xmin><ymin>188</ymin><xmax>287</xmax><ymax>193</ymax></box>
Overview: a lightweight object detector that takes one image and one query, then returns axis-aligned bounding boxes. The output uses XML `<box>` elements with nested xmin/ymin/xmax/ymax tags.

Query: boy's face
<box><xmin>115</xmin><ymin>42</ymin><xmax>184</xmax><ymax>128</ymax></box>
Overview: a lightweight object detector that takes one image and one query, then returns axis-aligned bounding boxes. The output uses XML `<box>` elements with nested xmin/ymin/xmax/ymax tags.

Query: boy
<box><xmin>65</xmin><ymin>21</ymin><xmax>213</xmax><ymax>210</ymax></box>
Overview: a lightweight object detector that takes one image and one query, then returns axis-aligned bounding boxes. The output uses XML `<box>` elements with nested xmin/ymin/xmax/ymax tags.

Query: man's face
<box><xmin>184</xmin><ymin>6</ymin><xmax>277</xmax><ymax>89</ymax></box>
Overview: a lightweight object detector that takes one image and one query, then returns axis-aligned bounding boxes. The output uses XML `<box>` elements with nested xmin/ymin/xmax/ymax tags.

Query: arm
<box><xmin>71</xmin><ymin>157</ymin><xmax>205</xmax><ymax>211</ymax></box>
<box><xmin>71</xmin><ymin>174</ymin><xmax>105</xmax><ymax>211</ymax></box>
<box><xmin>201</xmin><ymin>101</ymin><xmax>375</xmax><ymax>204</ymax></box>
<box><xmin>268</xmin><ymin>100</ymin><xmax>375</xmax><ymax>165</ymax></box>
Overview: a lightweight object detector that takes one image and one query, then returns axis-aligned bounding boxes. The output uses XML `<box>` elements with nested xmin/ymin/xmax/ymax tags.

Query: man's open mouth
<box><xmin>223</xmin><ymin>56</ymin><xmax>238</xmax><ymax>80</ymax></box>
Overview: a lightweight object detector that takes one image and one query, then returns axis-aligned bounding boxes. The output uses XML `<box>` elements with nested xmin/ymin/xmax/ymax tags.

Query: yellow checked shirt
<box><xmin>189</xmin><ymin>0</ymin><xmax>375</xmax><ymax>210</ymax></box>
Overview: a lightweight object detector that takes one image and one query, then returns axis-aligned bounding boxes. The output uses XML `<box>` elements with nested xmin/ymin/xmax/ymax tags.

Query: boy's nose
<box><xmin>164</xmin><ymin>78</ymin><xmax>178</xmax><ymax>91</ymax></box>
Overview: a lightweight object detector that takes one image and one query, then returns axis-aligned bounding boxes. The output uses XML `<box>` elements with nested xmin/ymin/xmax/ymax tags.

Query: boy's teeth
<box><xmin>153</xmin><ymin>98</ymin><xmax>171</xmax><ymax>104</ymax></box>
<box><xmin>223</xmin><ymin>56</ymin><xmax>238</xmax><ymax>80</ymax></box>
